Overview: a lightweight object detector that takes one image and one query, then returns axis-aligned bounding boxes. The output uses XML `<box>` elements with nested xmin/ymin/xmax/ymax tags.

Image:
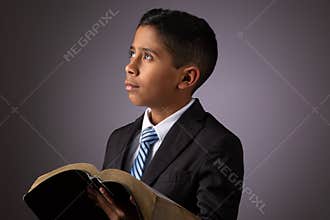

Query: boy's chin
<box><xmin>128</xmin><ymin>96</ymin><xmax>147</xmax><ymax>107</ymax></box>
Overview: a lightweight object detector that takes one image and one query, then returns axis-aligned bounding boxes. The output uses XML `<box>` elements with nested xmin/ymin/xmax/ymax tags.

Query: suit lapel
<box><xmin>141</xmin><ymin>99</ymin><xmax>206</xmax><ymax>185</ymax></box>
<box><xmin>111</xmin><ymin>114</ymin><xmax>143</xmax><ymax>170</ymax></box>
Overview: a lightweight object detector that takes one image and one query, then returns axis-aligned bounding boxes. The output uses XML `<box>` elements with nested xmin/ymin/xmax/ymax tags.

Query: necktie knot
<box><xmin>140</xmin><ymin>126</ymin><xmax>159</xmax><ymax>146</ymax></box>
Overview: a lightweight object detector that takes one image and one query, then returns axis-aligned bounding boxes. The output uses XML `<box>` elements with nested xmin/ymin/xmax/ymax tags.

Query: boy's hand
<box><xmin>86</xmin><ymin>185</ymin><xmax>137</xmax><ymax>220</ymax></box>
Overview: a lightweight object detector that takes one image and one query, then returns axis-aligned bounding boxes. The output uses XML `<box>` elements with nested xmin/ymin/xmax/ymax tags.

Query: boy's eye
<box><xmin>128</xmin><ymin>50</ymin><xmax>153</xmax><ymax>61</ymax></box>
<box><xmin>143</xmin><ymin>53</ymin><xmax>153</xmax><ymax>61</ymax></box>
<box><xmin>128</xmin><ymin>50</ymin><xmax>135</xmax><ymax>58</ymax></box>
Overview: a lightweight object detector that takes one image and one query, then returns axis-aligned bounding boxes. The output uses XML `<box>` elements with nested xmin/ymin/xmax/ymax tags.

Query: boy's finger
<box><xmin>129</xmin><ymin>195</ymin><xmax>136</xmax><ymax>205</ymax></box>
<box><xmin>86</xmin><ymin>185</ymin><xmax>97</xmax><ymax>200</ymax></box>
<box><xmin>99</xmin><ymin>187</ymin><xmax>114</xmax><ymax>204</ymax></box>
<box><xmin>96</xmin><ymin>190</ymin><xmax>126</xmax><ymax>219</ymax></box>
<box><xmin>95</xmin><ymin>193</ymin><xmax>116</xmax><ymax>216</ymax></box>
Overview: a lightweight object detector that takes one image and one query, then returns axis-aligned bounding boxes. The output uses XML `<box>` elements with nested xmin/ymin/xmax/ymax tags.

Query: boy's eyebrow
<box><xmin>130</xmin><ymin>46</ymin><xmax>160</xmax><ymax>57</ymax></box>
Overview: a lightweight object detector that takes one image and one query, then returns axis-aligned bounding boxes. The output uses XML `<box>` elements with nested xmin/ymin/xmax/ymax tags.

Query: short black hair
<box><xmin>137</xmin><ymin>8</ymin><xmax>218</xmax><ymax>94</ymax></box>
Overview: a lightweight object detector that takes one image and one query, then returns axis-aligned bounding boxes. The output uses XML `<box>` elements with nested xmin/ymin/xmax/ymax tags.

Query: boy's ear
<box><xmin>177</xmin><ymin>66</ymin><xmax>200</xmax><ymax>90</ymax></box>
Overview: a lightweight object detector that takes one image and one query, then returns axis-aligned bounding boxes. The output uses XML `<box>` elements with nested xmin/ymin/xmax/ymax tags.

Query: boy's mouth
<box><xmin>125</xmin><ymin>81</ymin><xmax>139</xmax><ymax>91</ymax></box>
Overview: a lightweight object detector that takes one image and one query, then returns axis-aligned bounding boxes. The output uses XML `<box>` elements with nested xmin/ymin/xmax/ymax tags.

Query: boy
<box><xmin>97</xmin><ymin>8</ymin><xmax>244</xmax><ymax>220</ymax></box>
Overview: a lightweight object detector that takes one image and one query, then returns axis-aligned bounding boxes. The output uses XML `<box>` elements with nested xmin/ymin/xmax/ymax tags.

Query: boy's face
<box><xmin>125</xmin><ymin>25</ymin><xmax>183</xmax><ymax>108</ymax></box>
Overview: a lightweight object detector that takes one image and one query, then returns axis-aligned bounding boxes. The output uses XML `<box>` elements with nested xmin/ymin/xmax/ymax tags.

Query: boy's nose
<box><xmin>125</xmin><ymin>63</ymin><xmax>138</xmax><ymax>76</ymax></box>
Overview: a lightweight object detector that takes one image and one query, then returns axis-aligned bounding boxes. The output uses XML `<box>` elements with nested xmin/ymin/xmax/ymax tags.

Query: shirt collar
<box><xmin>141</xmin><ymin>98</ymin><xmax>196</xmax><ymax>142</ymax></box>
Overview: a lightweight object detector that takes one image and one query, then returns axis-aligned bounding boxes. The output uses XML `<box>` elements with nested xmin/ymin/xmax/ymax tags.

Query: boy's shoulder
<box><xmin>203</xmin><ymin>111</ymin><xmax>239</xmax><ymax>138</ymax></box>
<box><xmin>201</xmin><ymin>111</ymin><xmax>242</xmax><ymax>152</ymax></box>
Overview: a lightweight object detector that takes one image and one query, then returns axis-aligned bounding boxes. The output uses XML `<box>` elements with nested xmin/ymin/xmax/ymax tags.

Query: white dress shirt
<box><xmin>126</xmin><ymin>98</ymin><xmax>196</xmax><ymax>171</ymax></box>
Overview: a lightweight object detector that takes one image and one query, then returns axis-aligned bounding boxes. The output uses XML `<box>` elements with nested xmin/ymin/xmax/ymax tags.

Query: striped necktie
<box><xmin>130</xmin><ymin>126</ymin><xmax>159</xmax><ymax>180</ymax></box>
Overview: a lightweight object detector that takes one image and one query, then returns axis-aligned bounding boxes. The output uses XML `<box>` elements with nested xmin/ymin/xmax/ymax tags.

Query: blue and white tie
<box><xmin>130</xmin><ymin>126</ymin><xmax>159</xmax><ymax>180</ymax></box>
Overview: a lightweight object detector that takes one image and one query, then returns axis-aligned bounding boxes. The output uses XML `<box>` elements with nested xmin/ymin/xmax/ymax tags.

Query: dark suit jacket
<box><xmin>103</xmin><ymin>99</ymin><xmax>244</xmax><ymax>220</ymax></box>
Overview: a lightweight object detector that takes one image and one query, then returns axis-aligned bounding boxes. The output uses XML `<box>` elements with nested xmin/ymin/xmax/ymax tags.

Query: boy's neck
<box><xmin>148</xmin><ymin>97</ymin><xmax>192</xmax><ymax>125</ymax></box>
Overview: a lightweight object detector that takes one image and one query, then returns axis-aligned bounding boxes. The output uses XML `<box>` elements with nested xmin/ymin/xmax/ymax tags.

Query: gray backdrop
<box><xmin>1</xmin><ymin>0</ymin><xmax>329</xmax><ymax>219</ymax></box>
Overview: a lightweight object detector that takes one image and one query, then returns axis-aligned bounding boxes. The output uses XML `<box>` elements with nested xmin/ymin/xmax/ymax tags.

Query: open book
<box><xmin>23</xmin><ymin>163</ymin><xmax>199</xmax><ymax>220</ymax></box>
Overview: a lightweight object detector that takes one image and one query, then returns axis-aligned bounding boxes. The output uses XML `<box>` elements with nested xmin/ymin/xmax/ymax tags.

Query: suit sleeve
<box><xmin>196</xmin><ymin>134</ymin><xmax>244</xmax><ymax>220</ymax></box>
